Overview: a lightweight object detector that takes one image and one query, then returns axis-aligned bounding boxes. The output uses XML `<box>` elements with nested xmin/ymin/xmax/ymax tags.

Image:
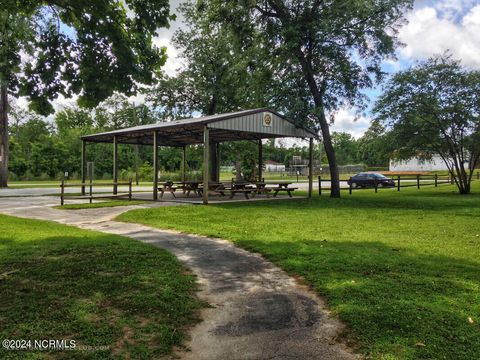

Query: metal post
<box><xmin>417</xmin><ymin>174</ymin><xmax>420</xmax><ymax>189</ymax></box>
<box><xmin>60</xmin><ymin>180</ymin><xmax>64</xmax><ymax>206</ymax></box>
<box><xmin>258</xmin><ymin>140</ymin><xmax>263</xmax><ymax>182</ymax></box>
<box><xmin>308</xmin><ymin>138</ymin><xmax>313</xmax><ymax>198</ymax></box>
<box><xmin>81</xmin><ymin>140</ymin><xmax>86</xmax><ymax>195</ymax></box>
<box><xmin>203</xmin><ymin>126</ymin><xmax>209</xmax><ymax>205</ymax></box>
<box><xmin>153</xmin><ymin>131</ymin><xmax>158</xmax><ymax>200</ymax></box>
<box><xmin>216</xmin><ymin>143</ymin><xmax>221</xmax><ymax>182</ymax></box>
<box><xmin>397</xmin><ymin>176</ymin><xmax>400</xmax><ymax>191</ymax></box>
<box><xmin>89</xmin><ymin>178</ymin><xmax>93</xmax><ymax>204</ymax></box>
<box><xmin>435</xmin><ymin>174</ymin><xmax>438</xmax><ymax>187</ymax></box>
<box><xmin>113</xmin><ymin>135</ymin><xmax>118</xmax><ymax>195</ymax></box>
<box><xmin>129</xmin><ymin>179</ymin><xmax>132</xmax><ymax>201</ymax></box>
<box><xmin>349</xmin><ymin>177</ymin><xmax>352</xmax><ymax>195</ymax></box>
<box><xmin>318</xmin><ymin>176</ymin><xmax>321</xmax><ymax>196</ymax></box>
<box><xmin>182</xmin><ymin>145</ymin><xmax>186</xmax><ymax>182</ymax></box>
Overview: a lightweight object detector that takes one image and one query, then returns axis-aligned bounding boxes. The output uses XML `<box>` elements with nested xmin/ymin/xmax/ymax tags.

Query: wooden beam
<box><xmin>258</xmin><ymin>140</ymin><xmax>263</xmax><ymax>181</ymax></box>
<box><xmin>209</xmin><ymin>142</ymin><xmax>219</xmax><ymax>182</ymax></box>
<box><xmin>308</xmin><ymin>138</ymin><xmax>313</xmax><ymax>198</ymax></box>
<box><xmin>216</xmin><ymin>142</ymin><xmax>221</xmax><ymax>182</ymax></box>
<box><xmin>81</xmin><ymin>140</ymin><xmax>86</xmax><ymax>195</ymax></box>
<box><xmin>182</xmin><ymin>145</ymin><xmax>186</xmax><ymax>182</ymax></box>
<box><xmin>203</xmin><ymin>126</ymin><xmax>209</xmax><ymax>205</ymax></box>
<box><xmin>153</xmin><ymin>131</ymin><xmax>159</xmax><ymax>200</ymax></box>
<box><xmin>113</xmin><ymin>136</ymin><xmax>118</xmax><ymax>195</ymax></box>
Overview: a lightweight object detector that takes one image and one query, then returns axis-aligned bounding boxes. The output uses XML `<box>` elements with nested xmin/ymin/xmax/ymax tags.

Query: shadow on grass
<box><xmin>0</xmin><ymin>234</ymin><xmax>205</xmax><ymax>359</ymax></box>
<box><xmin>209</xmin><ymin>187</ymin><xmax>480</xmax><ymax>213</ymax></box>
<box><xmin>234</xmin><ymin>238</ymin><xmax>480</xmax><ymax>360</ymax></box>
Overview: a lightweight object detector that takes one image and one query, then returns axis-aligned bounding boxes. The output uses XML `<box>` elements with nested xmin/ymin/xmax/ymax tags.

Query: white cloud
<box><xmin>329</xmin><ymin>109</ymin><xmax>371</xmax><ymax>139</ymax></box>
<box><xmin>153</xmin><ymin>37</ymin><xmax>181</xmax><ymax>76</ymax></box>
<box><xmin>399</xmin><ymin>3</ymin><xmax>480</xmax><ymax>68</ymax></box>
<box><xmin>152</xmin><ymin>0</ymin><xmax>186</xmax><ymax>76</ymax></box>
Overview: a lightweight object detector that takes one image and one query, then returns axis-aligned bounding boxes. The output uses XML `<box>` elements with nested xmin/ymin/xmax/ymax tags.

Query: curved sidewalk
<box><xmin>0</xmin><ymin>197</ymin><xmax>359</xmax><ymax>360</ymax></box>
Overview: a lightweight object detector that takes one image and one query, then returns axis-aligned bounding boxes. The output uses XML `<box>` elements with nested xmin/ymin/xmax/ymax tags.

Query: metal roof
<box><xmin>81</xmin><ymin>108</ymin><xmax>317</xmax><ymax>147</ymax></box>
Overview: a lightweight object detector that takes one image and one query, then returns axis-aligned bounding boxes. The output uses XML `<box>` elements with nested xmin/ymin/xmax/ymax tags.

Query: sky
<box><xmin>20</xmin><ymin>0</ymin><xmax>480</xmax><ymax>140</ymax></box>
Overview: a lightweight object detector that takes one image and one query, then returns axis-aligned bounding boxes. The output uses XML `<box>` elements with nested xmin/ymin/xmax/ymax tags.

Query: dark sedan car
<box><xmin>347</xmin><ymin>172</ymin><xmax>395</xmax><ymax>188</ymax></box>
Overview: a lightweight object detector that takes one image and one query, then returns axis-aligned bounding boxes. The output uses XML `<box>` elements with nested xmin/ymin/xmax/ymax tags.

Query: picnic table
<box><xmin>175</xmin><ymin>181</ymin><xmax>202</xmax><ymax>197</ymax></box>
<box><xmin>202</xmin><ymin>181</ymin><xmax>255</xmax><ymax>199</ymax></box>
<box><xmin>250</xmin><ymin>182</ymin><xmax>272</xmax><ymax>197</ymax></box>
<box><xmin>158</xmin><ymin>181</ymin><xmax>177</xmax><ymax>198</ymax></box>
<box><xmin>267</xmin><ymin>182</ymin><xmax>298</xmax><ymax>197</ymax></box>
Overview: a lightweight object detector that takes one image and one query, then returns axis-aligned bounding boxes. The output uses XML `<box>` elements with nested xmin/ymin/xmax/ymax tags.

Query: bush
<box><xmin>138</xmin><ymin>162</ymin><xmax>153</xmax><ymax>181</ymax></box>
<box><xmin>160</xmin><ymin>172</ymin><xmax>181</xmax><ymax>182</ymax></box>
<box><xmin>8</xmin><ymin>172</ymin><xmax>19</xmax><ymax>181</ymax></box>
<box><xmin>38</xmin><ymin>173</ymin><xmax>50</xmax><ymax>181</ymax></box>
<box><xmin>22</xmin><ymin>170</ymin><xmax>34</xmax><ymax>181</ymax></box>
<box><xmin>120</xmin><ymin>169</ymin><xmax>135</xmax><ymax>181</ymax></box>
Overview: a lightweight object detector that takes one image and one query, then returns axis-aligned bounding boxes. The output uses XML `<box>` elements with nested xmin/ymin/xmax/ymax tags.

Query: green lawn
<box><xmin>118</xmin><ymin>183</ymin><xmax>480</xmax><ymax>360</ymax></box>
<box><xmin>0</xmin><ymin>215</ymin><xmax>205</xmax><ymax>359</ymax></box>
<box><xmin>55</xmin><ymin>200</ymin><xmax>146</xmax><ymax>210</ymax></box>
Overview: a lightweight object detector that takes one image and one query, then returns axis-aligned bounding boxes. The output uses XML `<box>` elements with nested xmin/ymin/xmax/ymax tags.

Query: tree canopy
<box><xmin>0</xmin><ymin>0</ymin><xmax>172</xmax><ymax>186</ymax></box>
<box><xmin>375</xmin><ymin>55</ymin><xmax>480</xmax><ymax>194</ymax></box>
<box><xmin>2</xmin><ymin>0</ymin><xmax>171</xmax><ymax>113</ymax></box>
<box><xmin>198</xmin><ymin>0</ymin><xmax>413</xmax><ymax>196</ymax></box>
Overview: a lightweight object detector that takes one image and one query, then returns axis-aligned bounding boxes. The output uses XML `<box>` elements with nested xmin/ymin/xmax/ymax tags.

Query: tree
<box><xmin>374</xmin><ymin>55</ymin><xmax>480</xmax><ymax>194</ymax></box>
<box><xmin>357</xmin><ymin>120</ymin><xmax>392</xmax><ymax>167</ymax></box>
<box><xmin>149</xmin><ymin>0</ymin><xmax>267</xmax><ymax>118</ymax></box>
<box><xmin>203</xmin><ymin>0</ymin><xmax>413</xmax><ymax>197</ymax></box>
<box><xmin>148</xmin><ymin>0</ymin><xmax>268</xmax><ymax>179</ymax></box>
<box><xmin>331</xmin><ymin>132</ymin><xmax>359</xmax><ymax>165</ymax></box>
<box><xmin>0</xmin><ymin>0</ymin><xmax>172</xmax><ymax>187</ymax></box>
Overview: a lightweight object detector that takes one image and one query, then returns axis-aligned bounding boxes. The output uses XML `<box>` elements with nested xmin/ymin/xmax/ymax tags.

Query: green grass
<box><xmin>54</xmin><ymin>200</ymin><xmax>146</xmax><ymax>210</ymax></box>
<box><xmin>118</xmin><ymin>183</ymin><xmax>480</xmax><ymax>360</ymax></box>
<box><xmin>0</xmin><ymin>214</ymin><xmax>205</xmax><ymax>359</ymax></box>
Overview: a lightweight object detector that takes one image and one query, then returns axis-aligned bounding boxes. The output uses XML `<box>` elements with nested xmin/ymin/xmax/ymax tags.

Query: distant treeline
<box><xmin>8</xmin><ymin>95</ymin><xmax>390</xmax><ymax>182</ymax></box>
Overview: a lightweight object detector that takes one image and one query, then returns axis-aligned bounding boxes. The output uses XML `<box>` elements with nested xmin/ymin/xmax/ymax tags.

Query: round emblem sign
<box><xmin>263</xmin><ymin>113</ymin><xmax>272</xmax><ymax>127</ymax></box>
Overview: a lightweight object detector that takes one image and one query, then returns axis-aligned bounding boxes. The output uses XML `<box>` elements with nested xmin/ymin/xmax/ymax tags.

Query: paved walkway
<box><xmin>0</xmin><ymin>197</ymin><xmax>358</xmax><ymax>360</ymax></box>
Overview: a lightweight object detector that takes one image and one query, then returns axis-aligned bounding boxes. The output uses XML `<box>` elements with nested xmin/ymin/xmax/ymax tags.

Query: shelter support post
<box><xmin>81</xmin><ymin>140</ymin><xmax>86</xmax><ymax>195</ymax></box>
<box><xmin>216</xmin><ymin>143</ymin><xmax>220</xmax><ymax>182</ymax></box>
<box><xmin>153</xmin><ymin>131</ymin><xmax>158</xmax><ymax>200</ymax></box>
<box><xmin>308</xmin><ymin>138</ymin><xmax>313</xmax><ymax>198</ymax></box>
<box><xmin>209</xmin><ymin>142</ymin><xmax>219</xmax><ymax>182</ymax></box>
<box><xmin>182</xmin><ymin>145</ymin><xmax>186</xmax><ymax>182</ymax></box>
<box><xmin>113</xmin><ymin>136</ymin><xmax>118</xmax><ymax>195</ymax></box>
<box><xmin>203</xmin><ymin>126</ymin><xmax>209</xmax><ymax>205</ymax></box>
<box><xmin>258</xmin><ymin>140</ymin><xmax>263</xmax><ymax>181</ymax></box>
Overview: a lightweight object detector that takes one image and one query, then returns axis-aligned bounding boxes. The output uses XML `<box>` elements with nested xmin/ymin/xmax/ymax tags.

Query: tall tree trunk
<box><xmin>0</xmin><ymin>85</ymin><xmax>8</xmax><ymax>188</ymax></box>
<box><xmin>317</xmin><ymin>108</ymin><xmax>340</xmax><ymax>197</ymax></box>
<box><xmin>235</xmin><ymin>153</ymin><xmax>242</xmax><ymax>181</ymax></box>
<box><xmin>295</xmin><ymin>50</ymin><xmax>340</xmax><ymax>197</ymax></box>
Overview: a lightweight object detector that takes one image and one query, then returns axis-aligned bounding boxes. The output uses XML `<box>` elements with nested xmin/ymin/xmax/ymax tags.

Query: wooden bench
<box><xmin>269</xmin><ymin>187</ymin><xmax>298</xmax><ymax>197</ymax></box>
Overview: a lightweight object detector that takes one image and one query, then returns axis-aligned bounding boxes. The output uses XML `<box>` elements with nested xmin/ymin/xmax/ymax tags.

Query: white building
<box><xmin>389</xmin><ymin>155</ymin><xmax>449</xmax><ymax>172</ymax></box>
<box><xmin>265</xmin><ymin>160</ymin><xmax>286</xmax><ymax>172</ymax></box>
